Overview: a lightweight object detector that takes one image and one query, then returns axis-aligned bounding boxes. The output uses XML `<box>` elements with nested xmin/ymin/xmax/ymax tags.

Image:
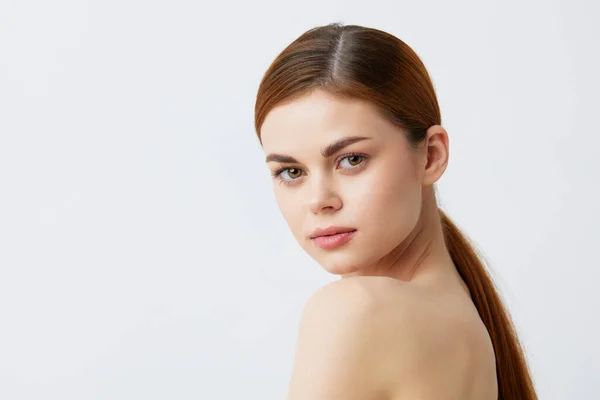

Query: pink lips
<box><xmin>309</xmin><ymin>226</ymin><xmax>357</xmax><ymax>249</ymax></box>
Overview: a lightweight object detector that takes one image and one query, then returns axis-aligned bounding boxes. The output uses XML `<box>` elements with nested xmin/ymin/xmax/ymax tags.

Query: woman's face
<box><xmin>260</xmin><ymin>89</ymin><xmax>428</xmax><ymax>276</ymax></box>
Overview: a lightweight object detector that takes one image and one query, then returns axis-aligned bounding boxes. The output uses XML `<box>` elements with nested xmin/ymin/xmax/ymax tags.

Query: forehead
<box><xmin>260</xmin><ymin>90</ymin><xmax>393</xmax><ymax>153</ymax></box>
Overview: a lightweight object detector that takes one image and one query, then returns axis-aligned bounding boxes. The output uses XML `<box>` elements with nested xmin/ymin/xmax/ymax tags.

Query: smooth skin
<box><xmin>260</xmin><ymin>89</ymin><xmax>498</xmax><ymax>399</ymax></box>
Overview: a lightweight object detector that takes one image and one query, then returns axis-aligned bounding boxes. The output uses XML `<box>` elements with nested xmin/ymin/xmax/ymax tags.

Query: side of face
<box><xmin>259</xmin><ymin>89</ymin><xmax>437</xmax><ymax>276</ymax></box>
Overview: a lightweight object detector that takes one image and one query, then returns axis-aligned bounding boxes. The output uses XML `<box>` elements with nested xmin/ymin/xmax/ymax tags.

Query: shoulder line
<box><xmin>294</xmin><ymin>277</ymin><xmax>433</xmax><ymax>393</ymax></box>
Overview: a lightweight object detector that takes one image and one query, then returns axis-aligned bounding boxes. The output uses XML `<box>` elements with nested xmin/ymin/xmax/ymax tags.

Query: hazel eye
<box><xmin>281</xmin><ymin>168</ymin><xmax>302</xmax><ymax>180</ymax></box>
<box><xmin>339</xmin><ymin>154</ymin><xmax>364</xmax><ymax>168</ymax></box>
<box><xmin>347</xmin><ymin>155</ymin><xmax>363</xmax><ymax>166</ymax></box>
<box><xmin>286</xmin><ymin>168</ymin><xmax>301</xmax><ymax>178</ymax></box>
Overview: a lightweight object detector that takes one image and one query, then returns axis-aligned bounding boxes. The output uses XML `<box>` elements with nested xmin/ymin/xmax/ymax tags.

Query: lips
<box><xmin>310</xmin><ymin>228</ymin><xmax>357</xmax><ymax>250</ymax></box>
<box><xmin>309</xmin><ymin>226</ymin><xmax>356</xmax><ymax>239</ymax></box>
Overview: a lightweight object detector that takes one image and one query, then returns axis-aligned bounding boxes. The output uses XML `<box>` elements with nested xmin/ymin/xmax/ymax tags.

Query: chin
<box><xmin>300</xmin><ymin>236</ymin><xmax>373</xmax><ymax>275</ymax></box>
<box><xmin>315</xmin><ymin>252</ymin><xmax>365</xmax><ymax>276</ymax></box>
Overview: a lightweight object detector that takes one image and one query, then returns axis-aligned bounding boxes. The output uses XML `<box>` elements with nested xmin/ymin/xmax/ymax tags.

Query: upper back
<box><xmin>341</xmin><ymin>275</ymin><xmax>498</xmax><ymax>400</ymax></box>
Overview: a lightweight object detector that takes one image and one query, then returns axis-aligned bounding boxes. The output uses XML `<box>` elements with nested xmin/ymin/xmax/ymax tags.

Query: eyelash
<box><xmin>271</xmin><ymin>152</ymin><xmax>369</xmax><ymax>186</ymax></box>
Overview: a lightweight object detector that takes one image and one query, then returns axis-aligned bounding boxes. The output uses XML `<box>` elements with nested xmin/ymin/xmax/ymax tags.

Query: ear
<box><xmin>421</xmin><ymin>125</ymin><xmax>449</xmax><ymax>186</ymax></box>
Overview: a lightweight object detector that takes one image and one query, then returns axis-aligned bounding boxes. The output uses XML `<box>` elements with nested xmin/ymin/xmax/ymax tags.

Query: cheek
<box><xmin>274</xmin><ymin>189</ymin><xmax>303</xmax><ymax>234</ymax></box>
<box><xmin>351</xmin><ymin>161</ymin><xmax>422</xmax><ymax>235</ymax></box>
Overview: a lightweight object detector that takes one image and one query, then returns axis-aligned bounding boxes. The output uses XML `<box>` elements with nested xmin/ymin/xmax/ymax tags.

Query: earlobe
<box><xmin>422</xmin><ymin>125</ymin><xmax>449</xmax><ymax>186</ymax></box>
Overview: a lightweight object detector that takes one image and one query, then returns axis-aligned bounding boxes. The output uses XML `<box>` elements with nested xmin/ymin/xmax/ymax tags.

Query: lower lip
<box><xmin>311</xmin><ymin>230</ymin><xmax>356</xmax><ymax>249</ymax></box>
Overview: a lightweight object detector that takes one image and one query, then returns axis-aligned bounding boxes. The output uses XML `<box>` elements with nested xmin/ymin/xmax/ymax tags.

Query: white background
<box><xmin>1</xmin><ymin>0</ymin><xmax>598</xmax><ymax>398</ymax></box>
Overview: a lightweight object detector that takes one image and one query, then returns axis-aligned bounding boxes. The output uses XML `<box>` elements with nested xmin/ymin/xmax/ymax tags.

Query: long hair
<box><xmin>253</xmin><ymin>23</ymin><xmax>537</xmax><ymax>399</ymax></box>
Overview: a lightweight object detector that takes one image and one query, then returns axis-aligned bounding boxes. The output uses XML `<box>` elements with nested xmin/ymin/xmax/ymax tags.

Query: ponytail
<box><xmin>439</xmin><ymin>208</ymin><xmax>537</xmax><ymax>399</ymax></box>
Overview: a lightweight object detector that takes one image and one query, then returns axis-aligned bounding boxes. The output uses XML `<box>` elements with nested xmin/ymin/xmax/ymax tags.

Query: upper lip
<box><xmin>309</xmin><ymin>226</ymin><xmax>356</xmax><ymax>239</ymax></box>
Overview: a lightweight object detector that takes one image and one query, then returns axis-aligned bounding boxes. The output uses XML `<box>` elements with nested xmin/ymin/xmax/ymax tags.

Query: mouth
<box><xmin>309</xmin><ymin>228</ymin><xmax>357</xmax><ymax>250</ymax></box>
<box><xmin>309</xmin><ymin>226</ymin><xmax>356</xmax><ymax>239</ymax></box>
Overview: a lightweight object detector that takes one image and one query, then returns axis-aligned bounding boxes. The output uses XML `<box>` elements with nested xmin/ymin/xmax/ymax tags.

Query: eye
<box><xmin>271</xmin><ymin>166</ymin><xmax>305</xmax><ymax>185</ymax></box>
<box><xmin>337</xmin><ymin>153</ymin><xmax>367</xmax><ymax>169</ymax></box>
<box><xmin>271</xmin><ymin>152</ymin><xmax>368</xmax><ymax>186</ymax></box>
<box><xmin>340</xmin><ymin>154</ymin><xmax>363</xmax><ymax>168</ymax></box>
<box><xmin>280</xmin><ymin>168</ymin><xmax>302</xmax><ymax>180</ymax></box>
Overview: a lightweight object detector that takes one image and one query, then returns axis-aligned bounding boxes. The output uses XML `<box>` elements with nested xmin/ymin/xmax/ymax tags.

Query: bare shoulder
<box><xmin>287</xmin><ymin>276</ymin><xmax>497</xmax><ymax>400</ymax></box>
<box><xmin>286</xmin><ymin>276</ymin><xmax>430</xmax><ymax>400</ymax></box>
<box><xmin>303</xmin><ymin>275</ymin><xmax>429</xmax><ymax>326</ymax></box>
<box><xmin>305</xmin><ymin>275</ymin><xmax>406</xmax><ymax>311</ymax></box>
<box><xmin>298</xmin><ymin>276</ymin><xmax>419</xmax><ymax>343</ymax></box>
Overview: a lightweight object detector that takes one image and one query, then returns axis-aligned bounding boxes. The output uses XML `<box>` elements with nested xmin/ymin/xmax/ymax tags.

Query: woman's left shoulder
<box><xmin>309</xmin><ymin>275</ymin><xmax>420</xmax><ymax>310</ymax></box>
<box><xmin>288</xmin><ymin>276</ymin><xmax>437</xmax><ymax>399</ymax></box>
<box><xmin>302</xmin><ymin>275</ymin><xmax>428</xmax><ymax>339</ymax></box>
<box><xmin>288</xmin><ymin>277</ymin><xmax>413</xmax><ymax>399</ymax></box>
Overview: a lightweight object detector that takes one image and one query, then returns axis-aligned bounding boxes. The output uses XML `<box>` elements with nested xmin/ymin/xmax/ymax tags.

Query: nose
<box><xmin>308</xmin><ymin>175</ymin><xmax>342</xmax><ymax>214</ymax></box>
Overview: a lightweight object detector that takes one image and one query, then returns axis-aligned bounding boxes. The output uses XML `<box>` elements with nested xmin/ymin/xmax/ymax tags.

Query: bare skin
<box><xmin>260</xmin><ymin>89</ymin><xmax>498</xmax><ymax>399</ymax></box>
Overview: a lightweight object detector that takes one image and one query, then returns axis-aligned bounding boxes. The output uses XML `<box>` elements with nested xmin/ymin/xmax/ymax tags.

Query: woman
<box><xmin>254</xmin><ymin>23</ymin><xmax>537</xmax><ymax>399</ymax></box>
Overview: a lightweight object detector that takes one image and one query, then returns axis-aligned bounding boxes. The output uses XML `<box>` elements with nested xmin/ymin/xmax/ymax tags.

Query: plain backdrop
<box><xmin>1</xmin><ymin>0</ymin><xmax>599</xmax><ymax>398</ymax></box>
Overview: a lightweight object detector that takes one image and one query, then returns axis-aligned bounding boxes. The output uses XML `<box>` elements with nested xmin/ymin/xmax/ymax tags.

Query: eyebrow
<box><xmin>265</xmin><ymin>136</ymin><xmax>371</xmax><ymax>163</ymax></box>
